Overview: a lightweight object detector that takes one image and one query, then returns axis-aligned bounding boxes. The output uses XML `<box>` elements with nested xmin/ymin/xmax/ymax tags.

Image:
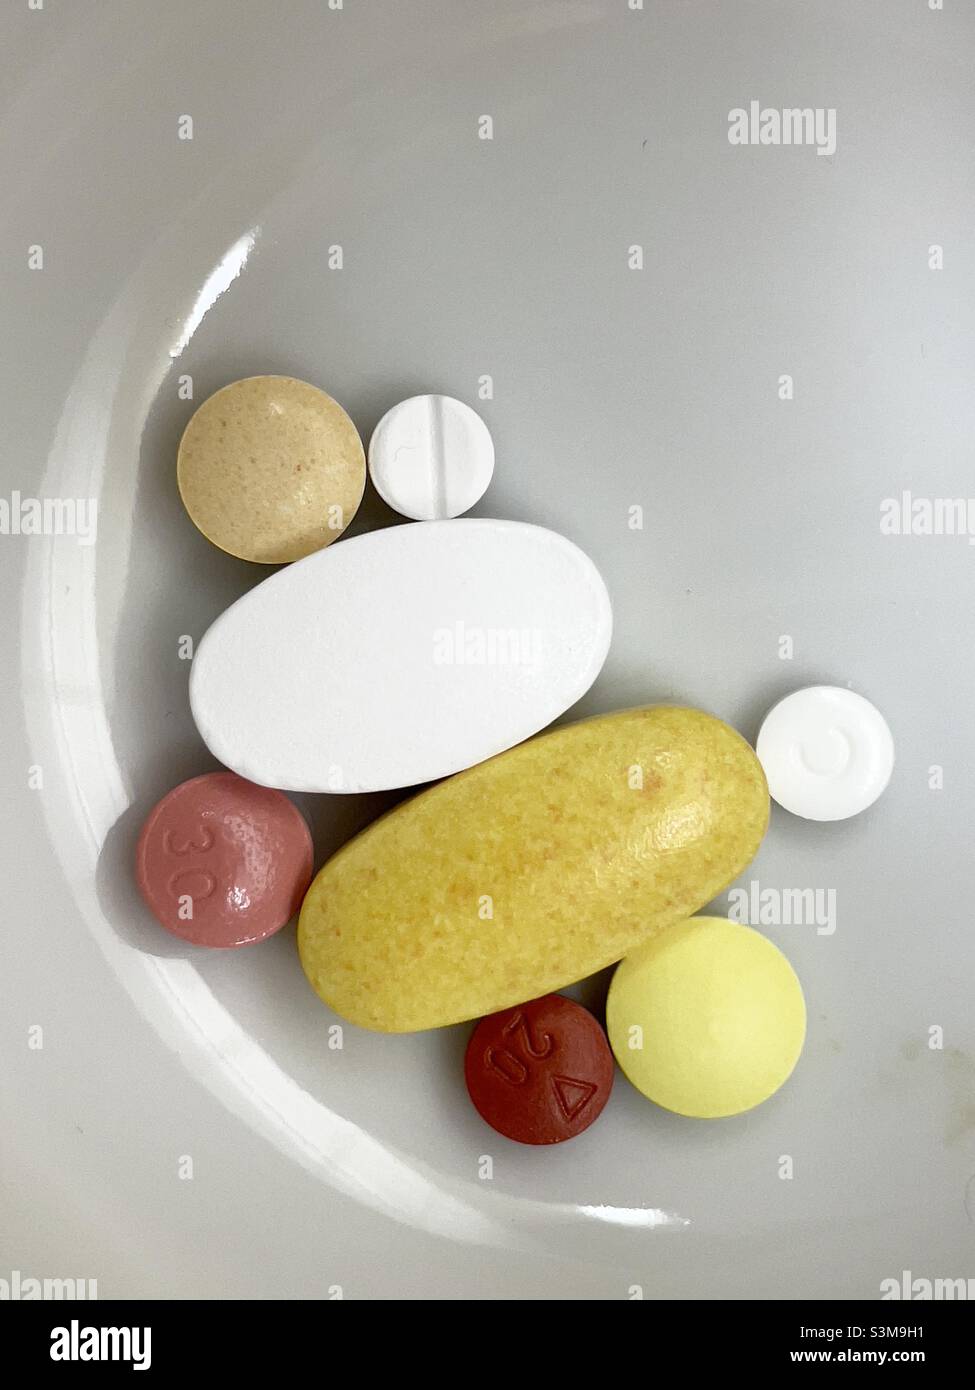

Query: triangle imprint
<box><xmin>552</xmin><ymin>1074</ymin><xmax>597</xmax><ymax>1120</ymax></box>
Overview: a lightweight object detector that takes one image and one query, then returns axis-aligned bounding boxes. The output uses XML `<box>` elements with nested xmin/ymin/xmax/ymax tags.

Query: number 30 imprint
<box><xmin>163</xmin><ymin>825</ymin><xmax>217</xmax><ymax>902</ymax></box>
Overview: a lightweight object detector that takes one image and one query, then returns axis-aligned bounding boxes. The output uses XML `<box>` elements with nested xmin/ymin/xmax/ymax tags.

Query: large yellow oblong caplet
<box><xmin>298</xmin><ymin>707</ymin><xmax>769</xmax><ymax>1033</ymax></box>
<box><xmin>607</xmin><ymin>916</ymin><xmax>806</xmax><ymax>1118</ymax></box>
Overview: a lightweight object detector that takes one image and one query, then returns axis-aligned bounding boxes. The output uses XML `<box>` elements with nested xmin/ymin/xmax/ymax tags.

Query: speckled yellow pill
<box><xmin>607</xmin><ymin>917</ymin><xmax>806</xmax><ymax>1118</ymax></box>
<box><xmin>177</xmin><ymin>375</ymin><xmax>365</xmax><ymax>563</ymax></box>
<box><xmin>298</xmin><ymin>707</ymin><xmax>770</xmax><ymax>1033</ymax></box>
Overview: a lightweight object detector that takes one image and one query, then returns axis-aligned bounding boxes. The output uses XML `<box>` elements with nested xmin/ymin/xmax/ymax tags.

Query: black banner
<box><xmin>0</xmin><ymin>1298</ymin><xmax>967</xmax><ymax>1374</ymax></box>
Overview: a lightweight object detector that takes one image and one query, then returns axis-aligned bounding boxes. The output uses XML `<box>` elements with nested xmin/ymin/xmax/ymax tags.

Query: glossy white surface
<box><xmin>190</xmin><ymin>518</ymin><xmax>612</xmax><ymax>792</ymax></box>
<box><xmin>757</xmin><ymin>686</ymin><xmax>895</xmax><ymax>822</ymax></box>
<box><xmin>3</xmin><ymin>0</ymin><xmax>974</xmax><ymax>1299</ymax></box>
<box><xmin>368</xmin><ymin>395</ymin><xmax>494</xmax><ymax>520</ymax></box>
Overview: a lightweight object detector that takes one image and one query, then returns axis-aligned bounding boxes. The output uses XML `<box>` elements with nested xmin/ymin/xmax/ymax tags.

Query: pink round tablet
<box><xmin>135</xmin><ymin>772</ymin><xmax>314</xmax><ymax>947</ymax></box>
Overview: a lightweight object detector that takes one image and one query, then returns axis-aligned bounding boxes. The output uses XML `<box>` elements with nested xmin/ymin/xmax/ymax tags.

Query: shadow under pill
<box><xmin>96</xmin><ymin>775</ymin><xmax>405</xmax><ymax>963</ymax></box>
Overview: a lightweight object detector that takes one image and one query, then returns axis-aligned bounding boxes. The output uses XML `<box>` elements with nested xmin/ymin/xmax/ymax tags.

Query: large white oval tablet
<box><xmin>190</xmin><ymin>519</ymin><xmax>612</xmax><ymax>793</ymax></box>
<box><xmin>368</xmin><ymin>395</ymin><xmax>494</xmax><ymax>520</ymax></box>
<box><xmin>756</xmin><ymin>686</ymin><xmax>894</xmax><ymax>821</ymax></box>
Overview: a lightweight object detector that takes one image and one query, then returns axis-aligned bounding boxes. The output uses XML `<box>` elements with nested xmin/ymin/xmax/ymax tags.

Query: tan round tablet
<box><xmin>177</xmin><ymin>375</ymin><xmax>366</xmax><ymax>563</ymax></box>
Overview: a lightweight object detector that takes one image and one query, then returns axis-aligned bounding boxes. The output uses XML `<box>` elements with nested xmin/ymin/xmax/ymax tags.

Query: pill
<box><xmin>756</xmin><ymin>685</ymin><xmax>894</xmax><ymax>821</ymax></box>
<box><xmin>135</xmin><ymin>772</ymin><xmax>313</xmax><ymax>947</ymax></box>
<box><xmin>190</xmin><ymin>517</ymin><xmax>612</xmax><ymax>793</ymax></box>
<box><xmin>368</xmin><ymin>394</ymin><xmax>494</xmax><ymax>520</ymax></box>
<box><xmin>464</xmin><ymin>995</ymin><xmax>614</xmax><ymax>1144</ymax></box>
<box><xmin>606</xmin><ymin>917</ymin><xmax>806</xmax><ymax>1119</ymax></box>
<box><xmin>298</xmin><ymin>706</ymin><xmax>769</xmax><ymax>1032</ymax></box>
<box><xmin>177</xmin><ymin>375</ymin><xmax>365</xmax><ymax>563</ymax></box>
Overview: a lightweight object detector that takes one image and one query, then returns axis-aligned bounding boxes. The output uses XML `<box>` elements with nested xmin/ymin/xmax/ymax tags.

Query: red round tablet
<box><xmin>464</xmin><ymin>994</ymin><xmax>614</xmax><ymax>1144</ymax></box>
<box><xmin>135</xmin><ymin>772</ymin><xmax>313</xmax><ymax>947</ymax></box>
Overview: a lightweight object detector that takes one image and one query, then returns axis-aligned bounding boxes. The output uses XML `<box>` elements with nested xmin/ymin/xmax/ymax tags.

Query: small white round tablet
<box><xmin>756</xmin><ymin>686</ymin><xmax>894</xmax><ymax>821</ymax></box>
<box><xmin>368</xmin><ymin>394</ymin><xmax>494</xmax><ymax>520</ymax></box>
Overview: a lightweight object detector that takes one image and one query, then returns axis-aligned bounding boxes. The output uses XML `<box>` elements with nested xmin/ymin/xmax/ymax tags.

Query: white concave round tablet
<box><xmin>368</xmin><ymin>394</ymin><xmax>494</xmax><ymax>520</ymax></box>
<box><xmin>756</xmin><ymin>686</ymin><xmax>894</xmax><ymax>821</ymax></box>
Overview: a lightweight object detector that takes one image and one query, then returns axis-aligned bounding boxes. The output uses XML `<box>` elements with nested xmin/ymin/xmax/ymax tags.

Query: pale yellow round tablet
<box><xmin>177</xmin><ymin>375</ymin><xmax>365</xmax><ymax>563</ymax></box>
<box><xmin>606</xmin><ymin>916</ymin><xmax>806</xmax><ymax>1119</ymax></box>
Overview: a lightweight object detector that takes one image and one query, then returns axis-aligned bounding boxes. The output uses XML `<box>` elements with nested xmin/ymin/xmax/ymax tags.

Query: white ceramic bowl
<box><xmin>3</xmin><ymin>0</ymin><xmax>973</xmax><ymax>1298</ymax></box>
